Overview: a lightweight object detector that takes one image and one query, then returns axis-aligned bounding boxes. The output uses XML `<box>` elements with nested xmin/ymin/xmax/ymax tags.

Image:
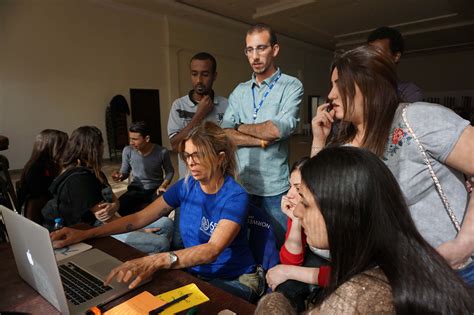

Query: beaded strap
<box><xmin>401</xmin><ymin>105</ymin><xmax>461</xmax><ymax>233</ymax></box>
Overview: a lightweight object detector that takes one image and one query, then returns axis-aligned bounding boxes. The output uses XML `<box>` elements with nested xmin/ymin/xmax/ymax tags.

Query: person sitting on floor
<box><xmin>17</xmin><ymin>129</ymin><xmax>68</xmax><ymax>223</ymax></box>
<box><xmin>112</xmin><ymin>121</ymin><xmax>174</xmax><ymax>216</ymax></box>
<box><xmin>259</xmin><ymin>147</ymin><xmax>474</xmax><ymax>314</ymax></box>
<box><xmin>42</xmin><ymin>126</ymin><xmax>173</xmax><ymax>254</ymax></box>
<box><xmin>51</xmin><ymin>122</ymin><xmax>264</xmax><ymax>302</ymax></box>
<box><xmin>266</xmin><ymin>157</ymin><xmax>330</xmax><ymax>312</ymax></box>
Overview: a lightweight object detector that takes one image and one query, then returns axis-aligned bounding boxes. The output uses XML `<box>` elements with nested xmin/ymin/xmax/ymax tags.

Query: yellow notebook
<box><xmin>104</xmin><ymin>291</ymin><xmax>164</xmax><ymax>315</ymax></box>
<box><xmin>155</xmin><ymin>283</ymin><xmax>210</xmax><ymax>315</ymax></box>
<box><xmin>103</xmin><ymin>284</ymin><xmax>209</xmax><ymax>315</ymax></box>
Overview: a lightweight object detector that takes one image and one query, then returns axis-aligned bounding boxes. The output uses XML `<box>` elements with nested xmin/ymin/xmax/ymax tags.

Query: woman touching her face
<box><xmin>266</xmin><ymin>157</ymin><xmax>330</xmax><ymax>312</ymax></box>
<box><xmin>290</xmin><ymin>146</ymin><xmax>474</xmax><ymax>314</ymax></box>
<box><xmin>311</xmin><ymin>45</ymin><xmax>474</xmax><ymax>285</ymax></box>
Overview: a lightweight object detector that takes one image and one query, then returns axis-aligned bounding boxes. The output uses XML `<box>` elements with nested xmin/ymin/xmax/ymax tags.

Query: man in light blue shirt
<box><xmin>222</xmin><ymin>23</ymin><xmax>303</xmax><ymax>248</ymax></box>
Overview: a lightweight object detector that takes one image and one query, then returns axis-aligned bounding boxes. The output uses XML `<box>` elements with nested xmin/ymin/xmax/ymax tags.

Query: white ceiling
<box><xmin>111</xmin><ymin>0</ymin><xmax>474</xmax><ymax>54</ymax></box>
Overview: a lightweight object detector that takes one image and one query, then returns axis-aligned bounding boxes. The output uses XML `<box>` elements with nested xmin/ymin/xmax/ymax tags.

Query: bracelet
<box><xmin>311</xmin><ymin>146</ymin><xmax>323</xmax><ymax>151</ymax></box>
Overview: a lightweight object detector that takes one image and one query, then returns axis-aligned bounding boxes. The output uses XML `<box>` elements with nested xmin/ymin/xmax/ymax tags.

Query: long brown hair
<box><xmin>303</xmin><ymin>146</ymin><xmax>474</xmax><ymax>313</ymax></box>
<box><xmin>61</xmin><ymin>126</ymin><xmax>105</xmax><ymax>182</ymax></box>
<box><xmin>179</xmin><ymin>121</ymin><xmax>238</xmax><ymax>180</ymax></box>
<box><xmin>330</xmin><ymin>45</ymin><xmax>400</xmax><ymax>156</ymax></box>
<box><xmin>20</xmin><ymin>129</ymin><xmax>68</xmax><ymax>183</ymax></box>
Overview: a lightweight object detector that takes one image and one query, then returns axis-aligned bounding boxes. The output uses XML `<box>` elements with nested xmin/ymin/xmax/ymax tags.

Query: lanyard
<box><xmin>252</xmin><ymin>72</ymin><xmax>281</xmax><ymax>121</ymax></box>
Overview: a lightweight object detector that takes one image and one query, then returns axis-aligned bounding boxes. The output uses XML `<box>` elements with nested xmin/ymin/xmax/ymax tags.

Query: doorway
<box><xmin>130</xmin><ymin>89</ymin><xmax>162</xmax><ymax>145</ymax></box>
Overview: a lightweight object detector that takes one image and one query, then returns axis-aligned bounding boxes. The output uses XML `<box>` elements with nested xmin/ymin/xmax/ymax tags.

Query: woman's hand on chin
<box><xmin>281</xmin><ymin>195</ymin><xmax>297</xmax><ymax>220</ymax></box>
<box><xmin>311</xmin><ymin>103</ymin><xmax>335</xmax><ymax>143</ymax></box>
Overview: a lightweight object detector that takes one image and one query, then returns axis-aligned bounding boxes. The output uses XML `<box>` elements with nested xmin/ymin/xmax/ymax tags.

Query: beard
<box><xmin>194</xmin><ymin>84</ymin><xmax>208</xmax><ymax>95</ymax></box>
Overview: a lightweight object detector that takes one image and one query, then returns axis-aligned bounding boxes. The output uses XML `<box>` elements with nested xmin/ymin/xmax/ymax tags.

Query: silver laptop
<box><xmin>1</xmin><ymin>206</ymin><xmax>142</xmax><ymax>315</ymax></box>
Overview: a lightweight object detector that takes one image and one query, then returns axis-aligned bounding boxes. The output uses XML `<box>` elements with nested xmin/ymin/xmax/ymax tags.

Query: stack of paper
<box><xmin>104</xmin><ymin>283</ymin><xmax>209</xmax><ymax>315</ymax></box>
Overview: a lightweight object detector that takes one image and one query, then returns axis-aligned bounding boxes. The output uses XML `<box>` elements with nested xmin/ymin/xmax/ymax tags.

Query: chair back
<box><xmin>247</xmin><ymin>204</ymin><xmax>279</xmax><ymax>271</ymax></box>
<box><xmin>0</xmin><ymin>155</ymin><xmax>18</xmax><ymax>211</ymax></box>
<box><xmin>23</xmin><ymin>195</ymin><xmax>49</xmax><ymax>225</ymax></box>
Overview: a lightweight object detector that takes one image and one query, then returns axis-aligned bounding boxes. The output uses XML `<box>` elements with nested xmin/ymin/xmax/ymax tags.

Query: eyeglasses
<box><xmin>244</xmin><ymin>45</ymin><xmax>271</xmax><ymax>56</ymax></box>
<box><xmin>181</xmin><ymin>151</ymin><xmax>203</xmax><ymax>164</ymax></box>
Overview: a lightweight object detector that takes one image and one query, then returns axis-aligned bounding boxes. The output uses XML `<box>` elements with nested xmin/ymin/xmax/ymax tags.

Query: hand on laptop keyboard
<box><xmin>51</xmin><ymin>227</ymin><xmax>88</xmax><ymax>248</ymax></box>
<box><xmin>105</xmin><ymin>254</ymin><xmax>165</xmax><ymax>289</ymax></box>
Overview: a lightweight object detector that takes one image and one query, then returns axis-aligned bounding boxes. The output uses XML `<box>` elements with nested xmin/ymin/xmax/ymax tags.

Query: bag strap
<box><xmin>401</xmin><ymin>104</ymin><xmax>461</xmax><ymax>233</ymax></box>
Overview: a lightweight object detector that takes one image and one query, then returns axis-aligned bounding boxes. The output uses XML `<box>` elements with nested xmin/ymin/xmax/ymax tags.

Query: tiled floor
<box><xmin>11</xmin><ymin>134</ymin><xmax>313</xmax><ymax>197</ymax></box>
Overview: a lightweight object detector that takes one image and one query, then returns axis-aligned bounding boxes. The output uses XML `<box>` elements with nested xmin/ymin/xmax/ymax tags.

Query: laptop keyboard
<box><xmin>59</xmin><ymin>262</ymin><xmax>112</xmax><ymax>305</ymax></box>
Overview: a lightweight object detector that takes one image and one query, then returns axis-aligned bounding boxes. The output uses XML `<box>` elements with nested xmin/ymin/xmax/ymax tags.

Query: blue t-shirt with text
<box><xmin>163</xmin><ymin>176</ymin><xmax>255</xmax><ymax>279</ymax></box>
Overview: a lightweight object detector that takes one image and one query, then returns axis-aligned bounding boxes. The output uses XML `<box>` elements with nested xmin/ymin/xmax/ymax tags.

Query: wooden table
<box><xmin>0</xmin><ymin>236</ymin><xmax>256</xmax><ymax>314</ymax></box>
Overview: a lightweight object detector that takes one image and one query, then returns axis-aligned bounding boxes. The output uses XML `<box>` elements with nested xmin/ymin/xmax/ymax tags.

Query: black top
<box><xmin>17</xmin><ymin>159</ymin><xmax>57</xmax><ymax>208</ymax></box>
<box><xmin>41</xmin><ymin>167</ymin><xmax>109</xmax><ymax>229</ymax></box>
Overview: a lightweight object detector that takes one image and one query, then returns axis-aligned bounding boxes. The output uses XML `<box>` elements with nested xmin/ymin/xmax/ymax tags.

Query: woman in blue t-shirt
<box><xmin>51</xmin><ymin>122</ymin><xmax>260</xmax><ymax>301</ymax></box>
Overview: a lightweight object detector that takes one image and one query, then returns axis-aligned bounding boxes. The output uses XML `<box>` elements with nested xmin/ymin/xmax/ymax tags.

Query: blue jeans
<box><xmin>112</xmin><ymin>217</ymin><xmax>173</xmax><ymax>254</ymax></box>
<box><xmin>457</xmin><ymin>259</ymin><xmax>474</xmax><ymax>287</ymax></box>
<box><xmin>249</xmin><ymin>192</ymin><xmax>288</xmax><ymax>249</ymax></box>
<box><xmin>208</xmin><ymin>277</ymin><xmax>257</xmax><ymax>302</ymax></box>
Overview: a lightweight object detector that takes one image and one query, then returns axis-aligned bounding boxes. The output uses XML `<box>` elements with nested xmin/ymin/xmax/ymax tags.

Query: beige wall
<box><xmin>1</xmin><ymin>0</ymin><xmax>169</xmax><ymax>169</ymax></box>
<box><xmin>167</xmin><ymin>15</ymin><xmax>333</xmax><ymax>129</ymax></box>
<box><xmin>400</xmin><ymin>49</ymin><xmax>474</xmax><ymax>114</ymax></box>
<box><xmin>2</xmin><ymin>1</ymin><xmax>473</xmax><ymax>171</ymax></box>
<box><xmin>400</xmin><ymin>48</ymin><xmax>474</xmax><ymax>92</ymax></box>
<box><xmin>0</xmin><ymin>1</ymin><xmax>333</xmax><ymax>170</ymax></box>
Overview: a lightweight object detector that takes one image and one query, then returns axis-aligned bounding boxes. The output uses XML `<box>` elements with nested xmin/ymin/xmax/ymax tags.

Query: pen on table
<box><xmin>149</xmin><ymin>293</ymin><xmax>192</xmax><ymax>315</ymax></box>
<box><xmin>86</xmin><ymin>303</ymin><xmax>105</xmax><ymax>315</ymax></box>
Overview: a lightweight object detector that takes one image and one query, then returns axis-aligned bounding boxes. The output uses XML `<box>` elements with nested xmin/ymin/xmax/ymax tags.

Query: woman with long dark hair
<box><xmin>266</xmin><ymin>157</ymin><xmax>330</xmax><ymax>312</ymax></box>
<box><xmin>311</xmin><ymin>45</ymin><xmax>474</xmax><ymax>284</ymax></box>
<box><xmin>262</xmin><ymin>147</ymin><xmax>473</xmax><ymax>313</ymax></box>
<box><xmin>17</xmin><ymin>129</ymin><xmax>68</xmax><ymax>222</ymax></box>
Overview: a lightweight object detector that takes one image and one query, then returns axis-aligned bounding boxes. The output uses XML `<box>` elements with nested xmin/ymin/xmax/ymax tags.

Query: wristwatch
<box><xmin>168</xmin><ymin>251</ymin><xmax>178</xmax><ymax>267</ymax></box>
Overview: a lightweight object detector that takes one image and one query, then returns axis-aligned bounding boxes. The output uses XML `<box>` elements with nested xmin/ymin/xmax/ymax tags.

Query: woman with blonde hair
<box><xmin>51</xmin><ymin>122</ymin><xmax>261</xmax><ymax>301</ymax></box>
